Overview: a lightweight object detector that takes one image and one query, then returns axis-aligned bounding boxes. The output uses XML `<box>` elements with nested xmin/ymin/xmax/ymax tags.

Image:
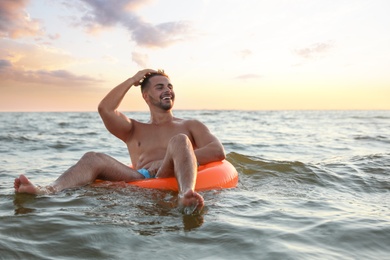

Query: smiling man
<box><xmin>14</xmin><ymin>69</ymin><xmax>226</xmax><ymax>214</ymax></box>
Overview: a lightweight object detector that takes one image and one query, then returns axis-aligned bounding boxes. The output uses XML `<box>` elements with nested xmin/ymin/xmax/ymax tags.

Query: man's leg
<box><xmin>14</xmin><ymin>152</ymin><xmax>143</xmax><ymax>195</ymax></box>
<box><xmin>157</xmin><ymin>134</ymin><xmax>204</xmax><ymax>214</ymax></box>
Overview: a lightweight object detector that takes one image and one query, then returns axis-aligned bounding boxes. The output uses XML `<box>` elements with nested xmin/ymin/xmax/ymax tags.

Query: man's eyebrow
<box><xmin>154</xmin><ymin>83</ymin><xmax>173</xmax><ymax>87</ymax></box>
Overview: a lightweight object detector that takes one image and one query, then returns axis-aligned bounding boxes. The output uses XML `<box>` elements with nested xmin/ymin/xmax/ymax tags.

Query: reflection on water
<box><xmin>13</xmin><ymin>194</ymin><xmax>37</xmax><ymax>215</ymax></box>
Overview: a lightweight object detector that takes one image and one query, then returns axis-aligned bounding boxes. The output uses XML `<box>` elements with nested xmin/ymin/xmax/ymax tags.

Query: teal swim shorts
<box><xmin>138</xmin><ymin>168</ymin><xmax>152</xmax><ymax>179</ymax></box>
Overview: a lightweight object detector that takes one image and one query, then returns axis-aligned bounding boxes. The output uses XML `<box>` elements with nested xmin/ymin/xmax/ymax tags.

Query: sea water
<box><xmin>0</xmin><ymin>110</ymin><xmax>389</xmax><ymax>259</ymax></box>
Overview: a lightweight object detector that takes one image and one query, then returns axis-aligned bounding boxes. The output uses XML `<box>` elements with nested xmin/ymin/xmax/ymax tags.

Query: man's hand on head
<box><xmin>132</xmin><ymin>69</ymin><xmax>157</xmax><ymax>86</ymax></box>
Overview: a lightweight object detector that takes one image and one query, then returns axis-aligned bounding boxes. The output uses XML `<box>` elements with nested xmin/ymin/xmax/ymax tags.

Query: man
<box><xmin>14</xmin><ymin>69</ymin><xmax>226</xmax><ymax>214</ymax></box>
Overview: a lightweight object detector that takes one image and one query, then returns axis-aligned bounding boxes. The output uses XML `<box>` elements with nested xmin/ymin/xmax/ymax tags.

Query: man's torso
<box><xmin>127</xmin><ymin>118</ymin><xmax>195</xmax><ymax>169</ymax></box>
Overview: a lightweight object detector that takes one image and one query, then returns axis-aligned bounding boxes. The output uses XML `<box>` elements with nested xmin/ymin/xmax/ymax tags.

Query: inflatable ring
<box><xmin>128</xmin><ymin>160</ymin><xmax>238</xmax><ymax>191</ymax></box>
<box><xmin>95</xmin><ymin>160</ymin><xmax>238</xmax><ymax>191</ymax></box>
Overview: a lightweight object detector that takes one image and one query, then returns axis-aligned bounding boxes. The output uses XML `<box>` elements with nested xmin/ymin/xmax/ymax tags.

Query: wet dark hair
<box><xmin>140</xmin><ymin>70</ymin><xmax>169</xmax><ymax>93</ymax></box>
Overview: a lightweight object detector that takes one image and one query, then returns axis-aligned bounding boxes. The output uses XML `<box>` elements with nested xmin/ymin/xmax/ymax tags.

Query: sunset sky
<box><xmin>1</xmin><ymin>0</ymin><xmax>389</xmax><ymax>111</ymax></box>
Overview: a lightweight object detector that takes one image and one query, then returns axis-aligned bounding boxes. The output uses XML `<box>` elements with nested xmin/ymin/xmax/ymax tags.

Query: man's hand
<box><xmin>144</xmin><ymin>160</ymin><xmax>164</xmax><ymax>178</ymax></box>
<box><xmin>132</xmin><ymin>69</ymin><xmax>157</xmax><ymax>86</ymax></box>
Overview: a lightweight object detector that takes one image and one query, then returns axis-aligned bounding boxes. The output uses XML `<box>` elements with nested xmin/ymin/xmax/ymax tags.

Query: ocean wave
<box><xmin>354</xmin><ymin>135</ymin><xmax>390</xmax><ymax>144</ymax></box>
<box><xmin>227</xmin><ymin>152</ymin><xmax>306</xmax><ymax>175</ymax></box>
<box><xmin>227</xmin><ymin>151</ymin><xmax>390</xmax><ymax>196</ymax></box>
<box><xmin>0</xmin><ymin>134</ymin><xmax>39</xmax><ymax>143</ymax></box>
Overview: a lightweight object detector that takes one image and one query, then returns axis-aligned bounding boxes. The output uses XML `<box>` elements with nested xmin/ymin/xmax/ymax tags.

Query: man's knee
<box><xmin>169</xmin><ymin>134</ymin><xmax>191</xmax><ymax>147</ymax></box>
<box><xmin>81</xmin><ymin>152</ymin><xmax>107</xmax><ymax>165</ymax></box>
<box><xmin>167</xmin><ymin>134</ymin><xmax>194</xmax><ymax>157</ymax></box>
<box><xmin>81</xmin><ymin>152</ymin><xmax>114</xmax><ymax>173</ymax></box>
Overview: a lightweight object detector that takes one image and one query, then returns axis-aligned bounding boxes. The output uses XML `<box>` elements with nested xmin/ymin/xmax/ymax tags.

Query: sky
<box><xmin>0</xmin><ymin>0</ymin><xmax>389</xmax><ymax>111</ymax></box>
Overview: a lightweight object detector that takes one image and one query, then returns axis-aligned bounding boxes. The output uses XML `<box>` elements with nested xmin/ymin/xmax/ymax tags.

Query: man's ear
<box><xmin>142</xmin><ymin>91</ymin><xmax>148</xmax><ymax>100</ymax></box>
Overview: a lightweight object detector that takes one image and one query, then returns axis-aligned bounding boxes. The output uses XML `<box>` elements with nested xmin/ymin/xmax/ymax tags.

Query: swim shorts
<box><xmin>138</xmin><ymin>168</ymin><xmax>152</xmax><ymax>179</ymax></box>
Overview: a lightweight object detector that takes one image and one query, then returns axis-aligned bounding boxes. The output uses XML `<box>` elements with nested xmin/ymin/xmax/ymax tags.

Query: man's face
<box><xmin>144</xmin><ymin>75</ymin><xmax>175</xmax><ymax>111</ymax></box>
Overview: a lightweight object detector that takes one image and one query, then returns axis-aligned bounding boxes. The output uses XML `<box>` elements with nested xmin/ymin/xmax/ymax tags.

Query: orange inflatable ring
<box><xmin>127</xmin><ymin>160</ymin><xmax>238</xmax><ymax>191</ymax></box>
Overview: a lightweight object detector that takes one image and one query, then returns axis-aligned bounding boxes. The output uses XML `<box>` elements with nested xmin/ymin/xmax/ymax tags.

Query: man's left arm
<box><xmin>189</xmin><ymin>120</ymin><xmax>226</xmax><ymax>165</ymax></box>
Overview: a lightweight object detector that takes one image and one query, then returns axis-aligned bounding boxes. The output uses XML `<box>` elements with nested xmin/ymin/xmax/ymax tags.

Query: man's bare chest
<box><xmin>128</xmin><ymin>123</ymin><xmax>192</xmax><ymax>153</ymax></box>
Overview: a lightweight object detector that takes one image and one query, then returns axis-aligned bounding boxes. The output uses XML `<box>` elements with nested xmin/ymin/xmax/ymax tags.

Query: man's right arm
<box><xmin>98</xmin><ymin>69</ymin><xmax>156</xmax><ymax>142</ymax></box>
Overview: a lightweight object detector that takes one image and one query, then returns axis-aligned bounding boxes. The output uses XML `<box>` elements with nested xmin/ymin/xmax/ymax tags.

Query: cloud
<box><xmin>48</xmin><ymin>33</ymin><xmax>61</xmax><ymax>40</ymax></box>
<box><xmin>76</xmin><ymin>0</ymin><xmax>130</xmax><ymax>31</ymax></box>
<box><xmin>132</xmin><ymin>51</ymin><xmax>148</xmax><ymax>67</ymax></box>
<box><xmin>131</xmin><ymin>21</ymin><xmax>192</xmax><ymax>48</ymax></box>
<box><xmin>294</xmin><ymin>42</ymin><xmax>333</xmax><ymax>59</ymax></box>
<box><xmin>0</xmin><ymin>58</ymin><xmax>102</xmax><ymax>87</ymax></box>
<box><xmin>0</xmin><ymin>0</ymin><xmax>44</xmax><ymax>38</ymax></box>
<box><xmin>0</xmin><ymin>59</ymin><xmax>12</xmax><ymax>69</ymax></box>
<box><xmin>235</xmin><ymin>74</ymin><xmax>262</xmax><ymax>80</ymax></box>
<box><xmin>33</xmin><ymin>69</ymin><xmax>103</xmax><ymax>86</ymax></box>
<box><xmin>72</xmin><ymin>0</ymin><xmax>193</xmax><ymax>48</ymax></box>
<box><xmin>0</xmin><ymin>37</ymin><xmax>102</xmax><ymax>88</ymax></box>
<box><xmin>239</xmin><ymin>49</ymin><xmax>253</xmax><ymax>59</ymax></box>
<box><xmin>0</xmin><ymin>39</ymin><xmax>75</xmax><ymax>70</ymax></box>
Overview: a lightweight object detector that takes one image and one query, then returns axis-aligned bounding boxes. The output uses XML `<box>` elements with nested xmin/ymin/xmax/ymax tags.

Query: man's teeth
<box><xmin>162</xmin><ymin>97</ymin><xmax>171</xmax><ymax>100</ymax></box>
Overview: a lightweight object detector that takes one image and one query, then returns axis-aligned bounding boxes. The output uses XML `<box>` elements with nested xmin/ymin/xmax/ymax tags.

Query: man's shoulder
<box><xmin>179</xmin><ymin>119</ymin><xmax>209</xmax><ymax>133</ymax></box>
<box><xmin>174</xmin><ymin>117</ymin><xmax>202</xmax><ymax>125</ymax></box>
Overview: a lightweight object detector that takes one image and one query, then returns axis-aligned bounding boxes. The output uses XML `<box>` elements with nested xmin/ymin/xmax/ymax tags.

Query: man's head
<box><xmin>140</xmin><ymin>70</ymin><xmax>175</xmax><ymax>111</ymax></box>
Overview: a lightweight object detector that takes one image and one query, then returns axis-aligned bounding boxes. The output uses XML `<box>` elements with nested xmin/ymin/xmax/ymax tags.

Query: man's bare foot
<box><xmin>14</xmin><ymin>175</ymin><xmax>52</xmax><ymax>195</ymax></box>
<box><xmin>179</xmin><ymin>190</ymin><xmax>204</xmax><ymax>215</ymax></box>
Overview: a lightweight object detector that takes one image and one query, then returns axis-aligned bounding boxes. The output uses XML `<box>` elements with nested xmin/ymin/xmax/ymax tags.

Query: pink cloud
<box><xmin>0</xmin><ymin>0</ymin><xmax>43</xmax><ymax>38</ymax></box>
<box><xmin>294</xmin><ymin>42</ymin><xmax>333</xmax><ymax>59</ymax></box>
<box><xmin>69</xmin><ymin>0</ymin><xmax>193</xmax><ymax>48</ymax></box>
<box><xmin>0</xmin><ymin>58</ymin><xmax>102</xmax><ymax>87</ymax></box>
